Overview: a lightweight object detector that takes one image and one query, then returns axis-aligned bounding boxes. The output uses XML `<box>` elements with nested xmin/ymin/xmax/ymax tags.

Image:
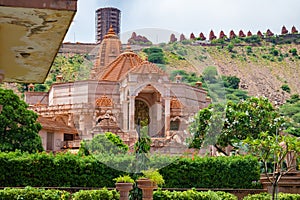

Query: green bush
<box><xmin>0</xmin><ymin>152</ymin><xmax>259</xmax><ymax>189</ymax></box>
<box><xmin>0</xmin><ymin>186</ymin><xmax>70</xmax><ymax>200</ymax></box>
<box><xmin>153</xmin><ymin>189</ymin><xmax>237</xmax><ymax>200</ymax></box>
<box><xmin>243</xmin><ymin>192</ymin><xmax>300</xmax><ymax>200</ymax></box>
<box><xmin>0</xmin><ymin>151</ymin><xmax>124</xmax><ymax>187</ymax></box>
<box><xmin>72</xmin><ymin>188</ymin><xmax>119</xmax><ymax>200</ymax></box>
<box><xmin>281</xmin><ymin>84</ymin><xmax>291</xmax><ymax>93</ymax></box>
<box><xmin>159</xmin><ymin>156</ymin><xmax>260</xmax><ymax>189</ymax></box>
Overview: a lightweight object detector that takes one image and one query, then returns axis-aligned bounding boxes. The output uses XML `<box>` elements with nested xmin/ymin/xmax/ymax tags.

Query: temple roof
<box><xmin>38</xmin><ymin>117</ymin><xmax>77</xmax><ymax>134</ymax></box>
<box><xmin>93</xmin><ymin>25</ymin><xmax>122</xmax><ymax>71</ymax></box>
<box><xmin>104</xmin><ymin>25</ymin><xmax>119</xmax><ymax>39</ymax></box>
<box><xmin>98</xmin><ymin>47</ymin><xmax>143</xmax><ymax>81</ymax></box>
<box><xmin>127</xmin><ymin>60</ymin><xmax>166</xmax><ymax>75</ymax></box>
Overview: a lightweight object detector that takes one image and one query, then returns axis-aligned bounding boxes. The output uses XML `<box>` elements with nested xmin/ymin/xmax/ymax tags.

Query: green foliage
<box><xmin>0</xmin><ymin>89</ymin><xmax>43</xmax><ymax>153</ymax></box>
<box><xmin>79</xmin><ymin>132</ymin><xmax>129</xmax><ymax>155</ymax></box>
<box><xmin>72</xmin><ymin>188</ymin><xmax>120</xmax><ymax>200</ymax></box>
<box><xmin>289</xmin><ymin>48</ymin><xmax>298</xmax><ymax>56</ymax></box>
<box><xmin>280</xmin><ymin>94</ymin><xmax>300</xmax><ymax>136</ymax></box>
<box><xmin>28</xmin><ymin>54</ymin><xmax>93</xmax><ymax>92</ymax></box>
<box><xmin>0</xmin><ymin>152</ymin><xmax>259</xmax><ymax>189</ymax></box>
<box><xmin>243</xmin><ymin>132</ymin><xmax>300</xmax><ymax>200</ymax></box>
<box><xmin>245</xmin><ymin>46</ymin><xmax>252</xmax><ymax>54</ymax></box>
<box><xmin>140</xmin><ymin>168</ymin><xmax>164</xmax><ymax>186</ymax></box>
<box><xmin>153</xmin><ymin>189</ymin><xmax>237</xmax><ymax>200</ymax></box>
<box><xmin>189</xmin><ymin>97</ymin><xmax>283</xmax><ymax>152</ymax></box>
<box><xmin>243</xmin><ymin>192</ymin><xmax>300</xmax><ymax>200</ymax></box>
<box><xmin>281</xmin><ymin>84</ymin><xmax>291</xmax><ymax>93</ymax></box>
<box><xmin>243</xmin><ymin>35</ymin><xmax>262</xmax><ymax>44</ymax></box>
<box><xmin>0</xmin><ymin>151</ymin><xmax>124</xmax><ymax>187</ymax></box>
<box><xmin>226</xmin><ymin>43</ymin><xmax>234</xmax><ymax>52</ymax></box>
<box><xmin>143</xmin><ymin>47</ymin><xmax>166</xmax><ymax>64</ymax></box>
<box><xmin>0</xmin><ymin>186</ymin><xmax>70</xmax><ymax>200</ymax></box>
<box><xmin>159</xmin><ymin>155</ymin><xmax>260</xmax><ymax>189</ymax></box>
<box><xmin>222</xmin><ymin>75</ymin><xmax>240</xmax><ymax>89</ymax></box>
<box><xmin>113</xmin><ymin>175</ymin><xmax>135</xmax><ymax>183</ymax></box>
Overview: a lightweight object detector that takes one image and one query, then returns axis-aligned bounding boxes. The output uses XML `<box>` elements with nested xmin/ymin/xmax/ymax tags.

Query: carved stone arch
<box><xmin>131</xmin><ymin>82</ymin><xmax>170</xmax><ymax>97</ymax></box>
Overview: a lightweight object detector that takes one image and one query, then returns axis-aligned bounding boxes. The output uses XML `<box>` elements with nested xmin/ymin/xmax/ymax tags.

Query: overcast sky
<box><xmin>64</xmin><ymin>0</ymin><xmax>300</xmax><ymax>44</ymax></box>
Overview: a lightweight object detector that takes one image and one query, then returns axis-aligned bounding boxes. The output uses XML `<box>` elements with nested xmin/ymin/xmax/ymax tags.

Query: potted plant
<box><xmin>113</xmin><ymin>175</ymin><xmax>135</xmax><ymax>200</ymax></box>
<box><xmin>137</xmin><ymin>169</ymin><xmax>164</xmax><ymax>200</ymax></box>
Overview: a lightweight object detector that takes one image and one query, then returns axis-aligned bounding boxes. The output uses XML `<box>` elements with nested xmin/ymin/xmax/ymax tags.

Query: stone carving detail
<box><xmin>257</xmin><ymin>31</ymin><xmax>263</xmax><ymax>38</ymax></box>
<box><xmin>219</xmin><ymin>30</ymin><xmax>226</xmax><ymax>39</ymax></box>
<box><xmin>96</xmin><ymin>96</ymin><xmax>113</xmax><ymax>107</ymax></box>
<box><xmin>190</xmin><ymin>32</ymin><xmax>195</xmax><ymax>40</ymax></box>
<box><xmin>239</xmin><ymin>30</ymin><xmax>246</xmax><ymax>37</ymax></box>
<box><xmin>170</xmin><ymin>33</ymin><xmax>177</xmax><ymax>43</ymax></box>
<box><xmin>281</xmin><ymin>26</ymin><xmax>288</xmax><ymax>35</ymax></box>
<box><xmin>199</xmin><ymin>32</ymin><xmax>206</xmax><ymax>40</ymax></box>
<box><xmin>127</xmin><ymin>32</ymin><xmax>152</xmax><ymax>45</ymax></box>
<box><xmin>247</xmin><ymin>31</ymin><xmax>252</xmax><ymax>37</ymax></box>
<box><xmin>266</xmin><ymin>29</ymin><xmax>274</xmax><ymax>37</ymax></box>
<box><xmin>229</xmin><ymin>30</ymin><xmax>236</xmax><ymax>39</ymax></box>
<box><xmin>170</xmin><ymin>97</ymin><xmax>182</xmax><ymax>109</ymax></box>
<box><xmin>291</xmin><ymin>26</ymin><xmax>298</xmax><ymax>34</ymax></box>
<box><xmin>209</xmin><ymin>30</ymin><xmax>216</xmax><ymax>40</ymax></box>
<box><xmin>179</xmin><ymin>33</ymin><xmax>186</xmax><ymax>41</ymax></box>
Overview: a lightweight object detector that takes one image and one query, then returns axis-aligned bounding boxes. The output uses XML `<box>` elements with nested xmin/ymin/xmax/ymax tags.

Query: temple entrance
<box><xmin>135</xmin><ymin>84</ymin><xmax>164</xmax><ymax>137</ymax></box>
<box><xmin>135</xmin><ymin>99</ymin><xmax>150</xmax><ymax>136</ymax></box>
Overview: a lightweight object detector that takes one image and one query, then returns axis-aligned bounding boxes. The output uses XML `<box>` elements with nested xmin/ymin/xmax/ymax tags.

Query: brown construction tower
<box><xmin>95</xmin><ymin>7</ymin><xmax>121</xmax><ymax>44</ymax></box>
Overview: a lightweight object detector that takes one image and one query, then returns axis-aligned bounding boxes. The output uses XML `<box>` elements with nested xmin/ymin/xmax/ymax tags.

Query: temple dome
<box><xmin>93</xmin><ymin>25</ymin><xmax>122</xmax><ymax>78</ymax></box>
<box><xmin>98</xmin><ymin>46</ymin><xmax>143</xmax><ymax>81</ymax></box>
<box><xmin>127</xmin><ymin>60</ymin><xmax>166</xmax><ymax>75</ymax></box>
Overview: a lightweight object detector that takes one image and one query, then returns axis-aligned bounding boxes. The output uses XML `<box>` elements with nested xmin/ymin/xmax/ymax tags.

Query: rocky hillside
<box><xmin>156</xmin><ymin>40</ymin><xmax>300</xmax><ymax>105</ymax></box>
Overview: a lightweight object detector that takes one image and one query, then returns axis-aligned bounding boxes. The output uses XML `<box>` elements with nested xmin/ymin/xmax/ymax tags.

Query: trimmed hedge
<box><xmin>72</xmin><ymin>188</ymin><xmax>119</xmax><ymax>200</ymax></box>
<box><xmin>159</xmin><ymin>155</ymin><xmax>260</xmax><ymax>188</ymax></box>
<box><xmin>0</xmin><ymin>186</ymin><xmax>70</xmax><ymax>200</ymax></box>
<box><xmin>243</xmin><ymin>192</ymin><xmax>300</xmax><ymax>200</ymax></box>
<box><xmin>0</xmin><ymin>152</ymin><xmax>260</xmax><ymax>189</ymax></box>
<box><xmin>153</xmin><ymin>189</ymin><xmax>238</xmax><ymax>200</ymax></box>
<box><xmin>0</xmin><ymin>151</ymin><xmax>123</xmax><ymax>187</ymax></box>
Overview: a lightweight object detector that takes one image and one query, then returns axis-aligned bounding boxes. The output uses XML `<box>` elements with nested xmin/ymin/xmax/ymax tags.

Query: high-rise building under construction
<box><xmin>95</xmin><ymin>7</ymin><xmax>121</xmax><ymax>44</ymax></box>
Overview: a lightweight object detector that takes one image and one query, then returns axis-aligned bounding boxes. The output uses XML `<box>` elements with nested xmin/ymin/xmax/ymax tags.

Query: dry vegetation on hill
<box><xmin>159</xmin><ymin>41</ymin><xmax>300</xmax><ymax>105</ymax></box>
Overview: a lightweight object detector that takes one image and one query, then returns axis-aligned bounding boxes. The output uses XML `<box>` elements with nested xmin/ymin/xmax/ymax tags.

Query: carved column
<box><xmin>164</xmin><ymin>97</ymin><xmax>171</xmax><ymax>136</ymax></box>
<box><xmin>129</xmin><ymin>96</ymin><xmax>135</xmax><ymax>132</ymax></box>
<box><xmin>122</xmin><ymin>101</ymin><xmax>129</xmax><ymax>131</ymax></box>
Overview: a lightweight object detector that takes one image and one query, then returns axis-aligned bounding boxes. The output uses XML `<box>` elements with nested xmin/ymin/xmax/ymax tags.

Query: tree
<box><xmin>280</xmin><ymin>94</ymin><xmax>300</xmax><ymax>136</ymax></box>
<box><xmin>243</xmin><ymin>132</ymin><xmax>300</xmax><ymax>200</ymax></box>
<box><xmin>0</xmin><ymin>88</ymin><xmax>43</xmax><ymax>153</ymax></box>
<box><xmin>79</xmin><ymin>132</ymin><xmax>128</xmax><ymax>155</ymax></box>
<box><xmin>189</xmin><ymin>97</ymin><xmax>284</xmax><ymax>155</ymax></box>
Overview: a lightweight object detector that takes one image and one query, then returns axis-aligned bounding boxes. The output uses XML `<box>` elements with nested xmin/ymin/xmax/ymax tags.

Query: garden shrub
<box><xmin>159</xmin><ymin>155</ymin><xmax>260</xmax><ymax>189</ymax></box>
<box><xmin>72</xmin><ymin>188</ymin><xmax>119</xmax><ymax>200</ymax></box>
<box><xmin>153</xmin><ymin>189</ymin><xmax>237</xmax><ymax>200</ymax></box>
<box><xmin>0</xmin><ymin>186</ymin><xmax>70</xmax><ymax>200</ymax></box>
<box><xmin>0</xmin><ymin>152</ymin><xmax>259</xmax><ymax>189</ymax></box>
<box><xmin>243</xmin><ymin>192</ymin><xmax>300</xmax><ymax>200</ymax></box>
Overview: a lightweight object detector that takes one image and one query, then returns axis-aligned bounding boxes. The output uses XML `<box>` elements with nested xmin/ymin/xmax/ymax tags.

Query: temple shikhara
<box><xmin>25</xmin><ymin>27</ymin><xmax>211</xmax><ymax>153</ymax></box>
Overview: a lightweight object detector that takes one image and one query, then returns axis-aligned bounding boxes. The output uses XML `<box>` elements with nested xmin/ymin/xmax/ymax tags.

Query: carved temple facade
<box><xmin>25</xmin><ymin>27</ymin><xmax>211</xmax><ymax>152</ymax></box>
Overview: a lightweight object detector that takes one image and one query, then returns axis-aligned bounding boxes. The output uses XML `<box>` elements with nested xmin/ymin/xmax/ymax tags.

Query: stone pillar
<box><xmin>164</xmin><ymin>97</ymin><xmax>171</xmax><ymax>136</ymax></box>
<box><xmin>122</xmin><ymin>101</ymin><xmax>129</xmax><ymax>131</ymax></box>
<box><xmin>79</xmin><ymin>114</ymin><xmax>85</xmax><ymax>135</ymax></box>
<box><xmin>129</xmin><ymin>96</ymin><xmax>135</xmax><ymax>132</ymax></box>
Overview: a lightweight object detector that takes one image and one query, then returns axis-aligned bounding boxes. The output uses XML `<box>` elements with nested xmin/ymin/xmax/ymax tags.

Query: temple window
<box><xmin>170</xmin><ymin>119</ymin><xmax>180</xmax><ymax>131</ymax></box>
